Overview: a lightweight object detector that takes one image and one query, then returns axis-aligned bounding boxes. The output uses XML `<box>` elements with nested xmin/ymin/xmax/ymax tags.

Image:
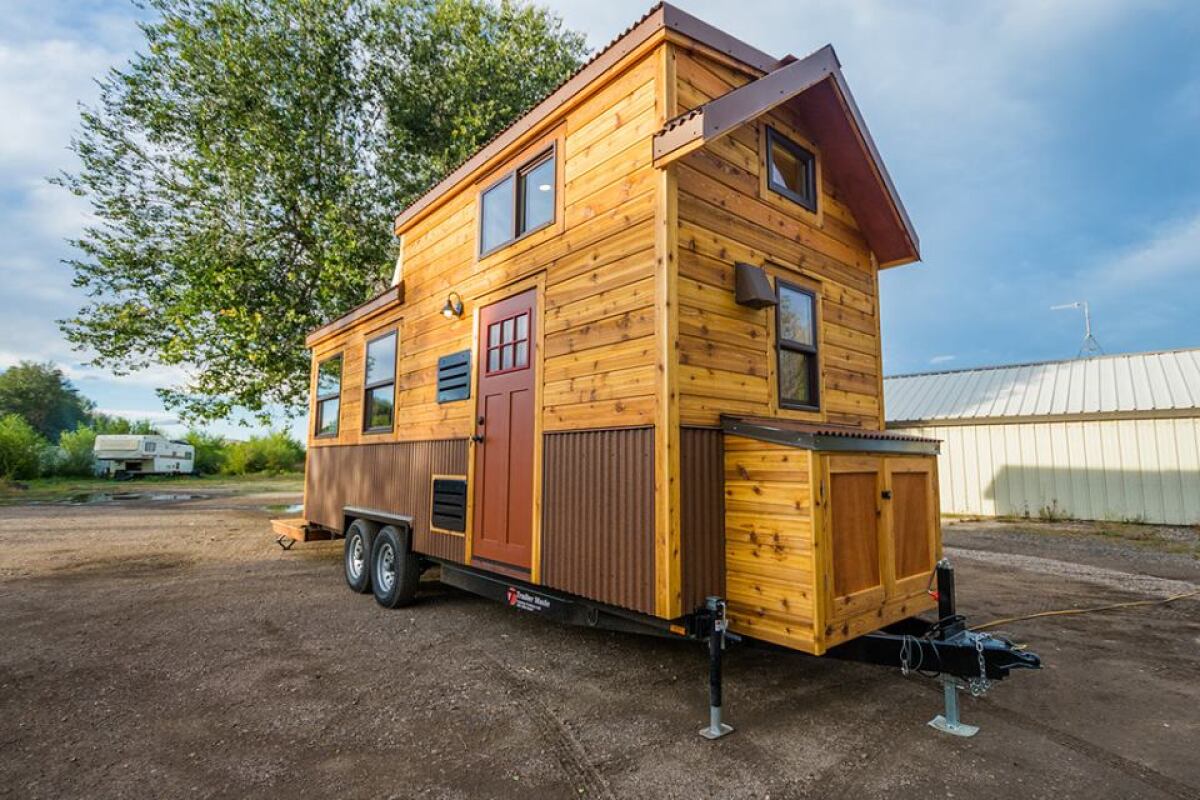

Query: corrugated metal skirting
<box><xmin>304</xmin><ymin>440</ymin><xmax>469</xmax><ymax>561</ymax></box>
<box><xmin>680</xmin><ymin>428</ymin><xmax>725</xmax><ymax>611</ymax></box>
<box><xmin>542</xmin><ymin>428</ymin><xmax>655</xmax><ymax>615</ymax></box>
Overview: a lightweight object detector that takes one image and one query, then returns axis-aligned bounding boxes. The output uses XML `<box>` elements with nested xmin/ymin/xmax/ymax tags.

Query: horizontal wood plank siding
<box><xmin>673</xmin><ymin>46</ymin><xmax>884</xmax><ymax>431</ymax></box>
<box><xmin>680</xmin><ymin>427</ymin><xmax>725</xmax><ymax>611</ymax></box>
<box><xmin>304</xmin><ymin>440</ymin><xmax>469</xmax><ymax>562</ymax></box>
<box><xmin>541</xmin><ymin>428</ymin><xmax>655</xmax><ymax>614</ymax></box>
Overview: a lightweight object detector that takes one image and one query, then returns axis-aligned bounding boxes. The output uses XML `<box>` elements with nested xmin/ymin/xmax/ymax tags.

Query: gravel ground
<box><xmin>1</xmin><ymin>494</ymin><xmax>1197</xmax><ymax>799</ymax></box>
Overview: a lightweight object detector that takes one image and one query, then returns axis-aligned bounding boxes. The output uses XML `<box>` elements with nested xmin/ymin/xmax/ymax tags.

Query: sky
<box><xmin>1</xmin><ymin>0</ymin><xmax>1198</xmax><ymax>439</ymax></box>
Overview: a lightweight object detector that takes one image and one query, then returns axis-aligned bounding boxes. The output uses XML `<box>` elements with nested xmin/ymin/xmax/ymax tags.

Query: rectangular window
<box><xmin>766</xmin><ymin>127</ymin><xmax>817</xmax><ymax>212</ymax></box>
<box><xmin>363</xmin><ymin>330</ymin><xmax>397</xmax><ymax>433</ymax></box>
<box><xmin>776</xmin><ymin>281</ymin><xmax>819</xmax><ymax>410</ymax></box>
<box><xmin>479</xmin><ymin>146</ymin><xmax>556</xmax><ymax>255</ymax></box>
<box><xmin>485</xmin><ymin>311</ymin><xmax>530</xmax><ymax>375</ymax></box>
<box><xmin>315</xmin><ymin>355</ymin><xmax>342</xmax><ymax>437</ymax></box>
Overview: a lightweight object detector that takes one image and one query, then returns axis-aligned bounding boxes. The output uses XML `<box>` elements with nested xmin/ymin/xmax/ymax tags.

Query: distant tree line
<box><xmin>0</xmin><ymin>362</ymin><xmax>303</xmax><ymax>481</ymax></box>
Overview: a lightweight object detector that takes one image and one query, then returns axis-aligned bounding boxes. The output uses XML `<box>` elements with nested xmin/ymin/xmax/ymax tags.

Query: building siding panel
<box><xmin>304</xmin><ymin>440</ymin><xmax>469</xmax><ymax>561</ymax></box>
<box><xmin>680</xmin><ymin>427</ymin><xmax>725</xmax><ymax>611</ymax></box>
<box><xmin>541</xmin><ymin>428</ymin><xmax>656</xmax><ymax>614</ymax></box>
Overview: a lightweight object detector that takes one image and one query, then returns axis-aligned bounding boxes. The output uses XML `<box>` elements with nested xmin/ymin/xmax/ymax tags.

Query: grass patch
<box><xmin>0</xmin><ymin>472</ymin><xmax>303</xmax><ymax>504</ymax></box>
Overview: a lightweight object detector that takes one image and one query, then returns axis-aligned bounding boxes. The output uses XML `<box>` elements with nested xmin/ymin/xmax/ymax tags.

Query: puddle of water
<box><xmin>55</xmin><ymin>492</ymin><xmax>207</xmax><ymax>505</ymax></box>
<box><xmin>264</xmin><ymin>503</ymin><xmax>303</xmax><ymax>514</ymax></box>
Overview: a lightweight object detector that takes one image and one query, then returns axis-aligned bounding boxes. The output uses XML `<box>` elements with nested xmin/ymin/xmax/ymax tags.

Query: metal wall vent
<box><xmin>437</xmin><ymin>350</ymin><xmax>471</xmax><ymax>403</ymax></box>
<box><xmin>431</xmin><ymin>477</ymin><xmax>468</xmax><ymax>532</ymax></box>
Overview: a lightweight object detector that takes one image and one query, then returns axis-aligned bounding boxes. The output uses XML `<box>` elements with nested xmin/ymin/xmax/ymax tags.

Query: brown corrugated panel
<box><xmin>680</xmin><ymin>428</ymin><xmax>726</xmax><ymax>611</ymax></box>
<box><xmin>304</xmin><ymin>440</ymin><xmax>468</xmax><ymax>562</ymax></box>
<box><xmin>541</xmin><ymin>428</ymin><xmax>655</xmax><ymax>615</ymax></box>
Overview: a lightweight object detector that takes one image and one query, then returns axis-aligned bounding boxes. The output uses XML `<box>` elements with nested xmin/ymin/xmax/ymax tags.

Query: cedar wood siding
<box><xmin>671</xmin><ymin>44</ymin><xmax>885</xmax><ymax>431</ymax></box>
<box><xmin>306</xmin><ymin>43</ymin><xmax>665</xmax><ymax>606</ymax></box>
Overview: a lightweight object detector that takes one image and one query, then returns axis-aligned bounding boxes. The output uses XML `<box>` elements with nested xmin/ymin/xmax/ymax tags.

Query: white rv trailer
<box><xmin>93</xmin><ymin>435</ymin><xmax>195</xmax><ymax>478</ymax></box>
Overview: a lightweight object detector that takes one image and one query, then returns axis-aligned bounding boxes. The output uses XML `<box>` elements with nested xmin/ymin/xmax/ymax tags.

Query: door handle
<box><xmin>471</xmin><ymin>434</ymin><xmax>484</xmax><ymax>444</ymax></box>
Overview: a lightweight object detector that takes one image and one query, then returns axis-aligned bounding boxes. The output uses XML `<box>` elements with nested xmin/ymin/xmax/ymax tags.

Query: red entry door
<box><xmin>472</xmin><ymin>289</ymin><xmax>536</xmax><ymax>571</ymax></box>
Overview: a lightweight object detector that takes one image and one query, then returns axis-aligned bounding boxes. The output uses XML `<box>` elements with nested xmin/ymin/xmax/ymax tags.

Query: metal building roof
<box><xmin>884</xmin><ymin>348</ymin><xmax>1200</xmax><ymax>425</ymax></box>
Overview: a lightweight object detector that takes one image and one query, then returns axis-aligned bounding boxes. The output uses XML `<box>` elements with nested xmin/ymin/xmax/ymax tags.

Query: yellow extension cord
<box><xmin>970</xmin><ymin>588</ymin><xmax>1200</xmax><ymax>632</ymax></box>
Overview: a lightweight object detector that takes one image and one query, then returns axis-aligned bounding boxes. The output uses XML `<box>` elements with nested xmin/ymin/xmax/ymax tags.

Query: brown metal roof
<box><xmin>721</xmin><ymin>416</ymin><xmax>940</xmax><ymax>455</ymax></box>
<box><xmin>393</xmin><ymin>3</ymin><xmax>783</xmax><ymax>233</ymax></box>
<box><xmin>654</xmin><ymin>45</ymin><xmax>920</xmax><ymax>266</ymax></box>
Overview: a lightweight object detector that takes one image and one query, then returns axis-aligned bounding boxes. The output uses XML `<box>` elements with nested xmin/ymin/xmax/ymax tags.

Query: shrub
<box><xmin>184</xmin><ymin>430</ymin><xmax>227</xmax><ymax>475</ymax></box>
<box><xmin>221</xmin><ymin>432</ymin><xmax>304</xmax><ymax>475</ymax></box>
<box><xmin>57</xmin><ymin>424</ymin><xmax>98</xmax><ymax>477</ymax></box>
<box><xmin>0</xmin><ymin>413</ymin><xmax>47</xmax><ymax>480</ymax></box>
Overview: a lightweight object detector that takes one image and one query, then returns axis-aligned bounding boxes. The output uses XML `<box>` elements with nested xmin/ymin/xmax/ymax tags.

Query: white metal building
<box><xmin>884</xmin><ymin>349</ymin><xmax>1200</xmax><ymax>525</ymax></box>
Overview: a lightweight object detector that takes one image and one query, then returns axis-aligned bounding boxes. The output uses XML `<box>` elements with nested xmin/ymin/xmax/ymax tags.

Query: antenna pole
<box><xmin>1051</xmin><ymin>301</ymin><xmax>1103</xmax><ymax>359</ymax></box>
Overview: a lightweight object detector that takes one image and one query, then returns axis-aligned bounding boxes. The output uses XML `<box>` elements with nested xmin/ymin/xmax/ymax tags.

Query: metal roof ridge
<box><xmin>884</xmin><ymin>345</ymin><xmax>1200</xmax><ymax>381</ymax></box>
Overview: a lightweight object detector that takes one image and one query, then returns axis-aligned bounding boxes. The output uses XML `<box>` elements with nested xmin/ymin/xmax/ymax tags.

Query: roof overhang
<box><xmin>653</xmin><ymin>45</ymin><xmax>920</xmax><ymax>267</ymax></box>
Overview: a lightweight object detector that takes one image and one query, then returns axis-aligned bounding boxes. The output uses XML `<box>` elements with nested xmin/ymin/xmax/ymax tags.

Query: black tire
<box><xmin>344</xmin><ymin>518</ymin><xmax>378</xmax><ymax>594</ymax></box>
<box><xmin>370</xmin><ymin>525</ymin><xmax>420</xmax><ymax>609</ymax></box>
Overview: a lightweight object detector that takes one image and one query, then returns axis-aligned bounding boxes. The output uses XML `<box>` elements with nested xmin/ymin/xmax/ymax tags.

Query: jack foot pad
<box><xmin>928</xmin><ymin>714</ymin><xmax>979</xmax><ymax>737</ymax></box>
<box><xmin>699</xmin><ymin>722</ymin><xmax>734</xmax><ymax>740</ymax></box>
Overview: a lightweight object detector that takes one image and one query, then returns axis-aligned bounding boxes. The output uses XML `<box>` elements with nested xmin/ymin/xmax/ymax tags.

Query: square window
<box><xmin>479</xmin><ymin>147</ymin><xmax>556</xmax><ymax>256</ymax></box>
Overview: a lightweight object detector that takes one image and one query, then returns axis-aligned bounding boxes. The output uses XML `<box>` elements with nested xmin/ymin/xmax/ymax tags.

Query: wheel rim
<box><xmin>347</xmin><ymin>534</ymin><xmax>365</xmax><ymax>580</ymax></box>
<box><xmin>377</xmin><ymin>543</ymin><xmax>396</xmax><ymax>593</ymax></box>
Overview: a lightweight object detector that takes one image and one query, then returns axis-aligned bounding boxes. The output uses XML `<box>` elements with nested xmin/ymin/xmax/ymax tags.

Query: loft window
<box><xmin>479</xmin><ymin>147</ymin><xmax>556</xmax><ymax>255</ymax></box>
<box><xmin>776</xmin><ymin>281</ymin><xmax>819</xmax><ymax>410</ymax></box>
<box><xmin>315</xmin><ymin>355</ymin><xmax>342</xmax><ymax>437</ymax></box>
<box><xmin>766</xmin><ymin>127</ymin><xmax>817</xmax><ymax>212</ymax></box>
<box><xmin>363</xmin><ymin>330</ymin><xmax>397</xmax><ymax>433</ymax></box>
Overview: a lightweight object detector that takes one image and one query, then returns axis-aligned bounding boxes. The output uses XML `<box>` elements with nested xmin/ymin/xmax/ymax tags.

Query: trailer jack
<box><xmin>698</xmin><ymin>596</ymin><xmax>735</xmax><ymax>740</ymax></box>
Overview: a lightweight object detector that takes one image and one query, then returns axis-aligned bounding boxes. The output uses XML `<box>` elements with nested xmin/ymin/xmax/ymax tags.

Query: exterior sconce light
<box><xmin>442</xmin><ymin>291</ymin><xmax>464</xmax><ymax>319</ymax></box>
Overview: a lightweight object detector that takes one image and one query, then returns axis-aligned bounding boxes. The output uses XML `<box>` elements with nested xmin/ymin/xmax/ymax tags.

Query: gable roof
<box><xmin>394</xmin><ymin>2</ymin><xmax>780</xmax><ymax>233</ymax></box>
<box><xmin>653</xmin><ymin>45</ymin><xmax>918</xmax><ymax>265</ymax></box>
<box><xmin>884</xmin><ymin>348</ymin><xmax>1200</xmax><ymax>425</ymax></box>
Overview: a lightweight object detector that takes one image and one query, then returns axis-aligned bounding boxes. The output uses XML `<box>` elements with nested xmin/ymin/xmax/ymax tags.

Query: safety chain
<box><xmin>967</xmin><ymin>632</ymin><xmax>993</xmax><ymax>697</ymax></box>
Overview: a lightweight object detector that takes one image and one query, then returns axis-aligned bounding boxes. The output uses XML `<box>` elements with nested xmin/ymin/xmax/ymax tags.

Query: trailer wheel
<box><xmin>344</xmin><ymin>519</ymin><xmax>378</xmax><ymax>594</ymax></box>
<box><xmin>370</xmin><ymin>525</ymin><xmax>419</xmax><ymax>609</ymax></box>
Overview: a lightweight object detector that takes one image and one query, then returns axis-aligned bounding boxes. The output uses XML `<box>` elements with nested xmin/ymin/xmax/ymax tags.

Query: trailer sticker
<box><xmin>506</xmin><ymin>586</ymin><xmax>552</xmax><ymax>614</ymax></box>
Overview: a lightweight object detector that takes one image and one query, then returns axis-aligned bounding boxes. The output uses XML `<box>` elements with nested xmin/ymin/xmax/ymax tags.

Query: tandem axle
<box><xmin>437</xmin><ymin>557</ymin><xmax>1041</xmax><ymax>739</ymax></box>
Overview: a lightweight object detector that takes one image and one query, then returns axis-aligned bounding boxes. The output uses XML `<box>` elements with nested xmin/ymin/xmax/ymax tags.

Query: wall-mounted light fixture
<box><xmin>442</xmin><ymin>291</ymin><xmax>464</xmax><ymax>319</ymax></box>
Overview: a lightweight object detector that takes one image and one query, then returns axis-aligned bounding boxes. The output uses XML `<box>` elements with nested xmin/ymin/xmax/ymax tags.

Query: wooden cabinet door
<box><xmin>823</xmin><ymin>455</ymin><xmax>886</xmax><ymax>622</ymax></box>
<box><xmin>884</xmin><ymin>456</ymin><xmax>940</xmax><ymax>598</ymax></box>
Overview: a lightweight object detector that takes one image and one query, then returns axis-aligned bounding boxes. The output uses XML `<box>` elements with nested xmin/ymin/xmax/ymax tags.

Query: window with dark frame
<box><xmin>765</xmin><ymin>126</ymin><xmax>817</xmax><ymax>212</ymax></box>
<box><xmin>315</xmin><ymin>355</ymin><xmax>342</xmax><ymax>437</ymax></box>
<box><xmin>363</xmin><ymin>330</ymin><xmax>397</xmax><ymax>433</ymax></box>
<box><xmin>776</xmin><ymin>281</ymin><xmax>820</xmax><ymax>410</ymax></box>
<box><xmin>479</xmin><ymin>146</ymin><xmax>556</xmax><ymax>256</ymax></box>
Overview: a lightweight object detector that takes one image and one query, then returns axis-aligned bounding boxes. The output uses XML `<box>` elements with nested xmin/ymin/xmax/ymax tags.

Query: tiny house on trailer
<box><xmin>273</xmin><ymin>3</ymin><xmax>1038</xmax><ymax>735</ymax></box>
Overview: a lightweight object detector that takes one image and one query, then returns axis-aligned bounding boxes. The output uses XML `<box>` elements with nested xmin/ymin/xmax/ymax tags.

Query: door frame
<box><xmin>463</xmin><ymin>271</ymin><xmax>546</xmax><ymax>582</ymax></box>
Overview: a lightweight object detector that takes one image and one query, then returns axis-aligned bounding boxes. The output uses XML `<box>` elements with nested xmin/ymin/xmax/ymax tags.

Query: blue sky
<box><xmin>1</xmin><ymin>0</ymin><xmax>1198</xmax><ymax>439</ymax></box>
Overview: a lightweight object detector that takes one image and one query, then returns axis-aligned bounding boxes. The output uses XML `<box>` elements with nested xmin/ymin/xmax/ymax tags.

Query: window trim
<box><xmin>478</xmin><ymin>142</ymin><xmax>558</xmax><ymax>258</ymax></box>
<box><xmin>765</xmin><ymin>126</ymin><xmax>817</xmax><ymax>212</ymax></box>
<box><xmin>314</xmin><ymin>353</ymin><xmax>343</xmax><ymax>438</ymax></box>
<box><xmin>362</xmin><ymin>329</ymin><xmax>398</xmax><ymax>434</ymax></box>
<box><xmin>775</xmin><ymin>280</ymin><xmax>820</xmax><ymax>411</ymax></box>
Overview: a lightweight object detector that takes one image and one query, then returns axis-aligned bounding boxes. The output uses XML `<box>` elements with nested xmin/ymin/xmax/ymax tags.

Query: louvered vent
<box><xmin>436</xmin><ymin>350</ymin><xmax>471</xmax><ymax>403</ymax></box>
<box><xmin>431</xmin><ymin>477</ymin><xmax>467</xmax><ymax>532</ymax></box>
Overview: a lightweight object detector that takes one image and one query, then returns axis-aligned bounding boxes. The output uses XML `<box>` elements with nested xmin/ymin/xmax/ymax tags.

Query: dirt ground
<box><xmin>1</xmin><ymin>491</ymin><xmax>1197</xmax><ymax>800</ymax></box>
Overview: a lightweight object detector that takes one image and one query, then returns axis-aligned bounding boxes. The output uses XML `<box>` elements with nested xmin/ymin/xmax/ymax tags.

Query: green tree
<box><xmin>0</xmin><ymin>362</ymin><xmax>94</xmax><ymax>441</ymax></box>
<box><xmin>57</xmin><ymin>424</ymin><xmax>99</xmax><ymax>477</ymax></box>
<box><xmin>58</xmin><ymin>0</ymin><xmax>587</xmax><ymax>425</ymax></box>
<box><xmin>222</xmin><ymin>431</ymin><xmax>305</xmax><ymax>474</ymax></box>
<box><xmin>91</xmin><ymin>413</ymin><xmax>163</xmax><ymax>436</ymax></box>
<box><xmin>184</xmin><ymin>430</ymin><xmax>228</xmax><ymax>475</ymax></box>
<box><xmin>0</xmin><ymin>414</ymin><xmax>47</xmax><ymax>480</ymax></box>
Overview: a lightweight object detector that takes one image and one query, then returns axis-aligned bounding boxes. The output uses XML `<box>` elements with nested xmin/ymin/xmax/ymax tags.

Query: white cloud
<box><xmin>929</xmin><ymin>355</ymin><xmax>956</xmax><ymax>365</ymax></box>
<box><xmin>94</xmin><ymin>407</ymin><xmax>181</xmax><ymax>426</ymax></box>
<box><xmin>1092</xmin><ymin>211</ymin><xmax>1200</xmax><ymax>290</ymax></box>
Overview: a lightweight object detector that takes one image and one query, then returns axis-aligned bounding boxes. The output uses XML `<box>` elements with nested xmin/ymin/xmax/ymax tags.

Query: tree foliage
<box><xmin>58</xmin><ymin>0</ymin><xmax>587</xmax><ymax>424</ymax></box>
<box><xmin>0</xmin><ymin>414</ymin><xmax>47</xmax><ymax>481</ymax></box>
<box><xmin>57</xmin><ymin>424</ymin><xmax>100</xmax><ymax>477</ymax></box>
<box><xmin>0</xmin><ymin>362</ymin><xmax>95</xmax><ymax>441</ymax></box>
<box><xmin>91</xmin><ymin>413</ymin><xmax>163</xmax><ymax>436</ymax></box>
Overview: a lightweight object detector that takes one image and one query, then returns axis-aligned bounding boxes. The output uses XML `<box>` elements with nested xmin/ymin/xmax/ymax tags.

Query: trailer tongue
<box><xmin>438</xmin><ymin>554</ymin><xmax>1040</xmax><ymax>739</ymax></box>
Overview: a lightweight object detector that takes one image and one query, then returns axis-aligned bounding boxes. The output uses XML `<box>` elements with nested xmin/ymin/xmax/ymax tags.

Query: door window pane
<box><xmin>480</xmin><ymin>176</ymin><xmax>514</xmax><ymax>253</ymax></box>
<box><xmin>515</xmin><ymin>341</ymin><xmax>528</xmax><ymax>368</ymax></box>
<box><xmin>515</xmin><ymin>313</ymin><xmax>528</xmax><ymax>341</ymax></box>
<box><xmin>519</xmin><ymin>156</ymin><xmax>555</xmax><ymax>234</ymax></box>
<box><xmin>779</xmin><ymin>287</ymin><xmax>814</xmax><ymax>346</ymax></box>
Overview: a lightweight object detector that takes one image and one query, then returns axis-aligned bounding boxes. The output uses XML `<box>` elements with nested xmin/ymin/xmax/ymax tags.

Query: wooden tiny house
<box><xmin>289</xmin><ymin>3</ymin><xmax>941</xmax><ymax>656</ymax></box>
